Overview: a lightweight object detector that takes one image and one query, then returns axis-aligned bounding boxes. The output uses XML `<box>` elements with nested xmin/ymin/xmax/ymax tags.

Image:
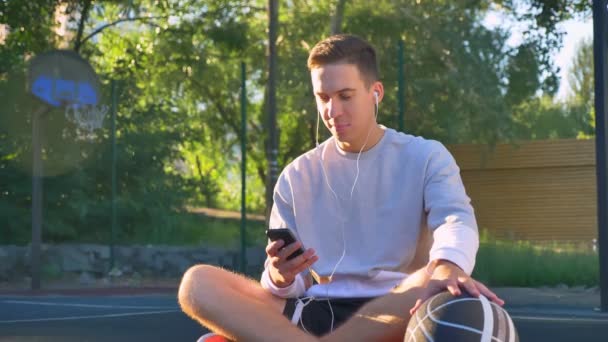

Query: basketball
<box><xmin>405</xmin><ymin>291</ymin><xmax>519</xmax><ymax>342</ymax></box>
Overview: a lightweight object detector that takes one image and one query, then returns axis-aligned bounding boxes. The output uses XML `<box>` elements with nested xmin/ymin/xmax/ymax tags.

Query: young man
<box><xmin>178</xmin><ymin>34</ymin><xmax>501</xmax><ymax>341</ymax></box>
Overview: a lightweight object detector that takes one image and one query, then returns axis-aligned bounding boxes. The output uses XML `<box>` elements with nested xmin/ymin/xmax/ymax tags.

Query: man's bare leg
<box><xmin>178</xmin><ymin>264</ymin><xmax>315</xmax><ymax>342</ymax></box>
<box><xmin>321</xmin><ymin>268</ymin><xmax>502</xmax><ymax>342</ymax></box>
<box><xmin>320</xmin><ymin>287</ymin><xmax>426</xmax><ymax>342</ymax></box>
<box><xmin>319</xmin><ymin>269</ymin><xmax>430</xmax><ymax>342</ymax></box>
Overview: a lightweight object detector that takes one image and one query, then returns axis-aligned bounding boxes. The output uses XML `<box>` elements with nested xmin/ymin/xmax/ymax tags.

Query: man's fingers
<box><xmin>446</xmin><ymin>281</ymin><xmax>461</xmax><ymax>296</ymax></box>
<box><xmin>266</xmin><ymin>240</ymin><xmax>285</xmax><ymax>257</ymax></box>
<box><xmin>409</xmin><ymin>298</ymin><xmax>424</xmax><ymax>316</ymax></box>
<box><xmin>283</xmin><ymin>248</ymin><xmax>316</xmax><ymax>270</ymax></box>
<box><xmin>269</xmin><ymin>256</ymin><xmax>282</xmax><ymax>269</ymax></box>
<box><xmin>488</xmin><ymin>295</ymin><xmax>505</xmax><ymax>306</ymax></box>
<box><xmin>277</xmin><ymin>241</ymin><xmax>303</xmax><ymax>260</ymax></box>
<box><xmin>292</xmin><ymin>255</ymin><xmax>319</xmax><ymax>275</ymax></box>
<box><xmin>474</xmin><ymin>280</ymin><xmax>505</xmax><ymax>306</ymax></box>
<box><xmin>277</xmin><ymin>248</ymin><xmax>317</xmax><ymax>277</ymax></box>
<box><xmin>459</xmin><ymin>277</ymin><xmax>480</xmax><ymax>297</ymax></box>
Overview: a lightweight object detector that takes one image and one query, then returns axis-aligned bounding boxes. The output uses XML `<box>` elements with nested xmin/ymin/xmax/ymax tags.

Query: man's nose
<box><xmin>327</xmin><ymin>98</ymin><xmax>342</xmax><ymax>119</ymax></box>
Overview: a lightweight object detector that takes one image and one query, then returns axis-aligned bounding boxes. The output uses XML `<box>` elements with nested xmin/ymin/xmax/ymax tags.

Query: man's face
<box><xmin>311</xmin><ymin>63</ymin><xmax>379</xmax><ymax>152</ymax></box>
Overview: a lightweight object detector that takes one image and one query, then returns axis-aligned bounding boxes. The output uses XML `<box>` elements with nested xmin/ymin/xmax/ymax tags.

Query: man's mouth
<box><xmin>334</xmin><ymin>123</ymin><xmax>350</xmax><ymax>132</ymax></box>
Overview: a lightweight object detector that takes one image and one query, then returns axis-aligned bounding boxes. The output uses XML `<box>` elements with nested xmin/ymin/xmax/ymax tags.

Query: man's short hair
<box><xmin>307</xmin><ymin>34</ymin><xmax>379</xmax><ymax>87</ymax></box>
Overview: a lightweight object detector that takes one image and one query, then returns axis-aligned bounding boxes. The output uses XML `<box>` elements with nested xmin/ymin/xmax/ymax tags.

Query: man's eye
<box><xmin>319</xmin><ymin>96</ymin><xmax>329</xmax><ymax>102</ymax></box>
<box><xmin>340</xmin><ymin>95</ymin><xmax>351</xmax><ymax>100</ymax></box>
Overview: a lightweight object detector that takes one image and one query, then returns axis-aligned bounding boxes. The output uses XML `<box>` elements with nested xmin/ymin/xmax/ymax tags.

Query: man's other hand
<box><xmin>409</xmin><ymin>259</ymin><xmax>504</xmax><ymax>315</ymax></box>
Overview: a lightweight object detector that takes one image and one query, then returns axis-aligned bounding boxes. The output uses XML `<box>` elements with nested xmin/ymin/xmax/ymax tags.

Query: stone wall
<box><xmin>0</xmin><ymin>244</ymin><xmax>267</xmax><ymax>282</ymax></box>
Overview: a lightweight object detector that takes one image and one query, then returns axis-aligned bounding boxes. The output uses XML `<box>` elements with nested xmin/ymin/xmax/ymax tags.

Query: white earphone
<box><xmin>374</xmin><ymin>91</ymin><xmax>379</xmax><ymax>107</ymax></box>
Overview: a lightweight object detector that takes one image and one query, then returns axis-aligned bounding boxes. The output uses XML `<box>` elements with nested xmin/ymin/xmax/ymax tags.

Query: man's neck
<box><xmin>337</xmin><ymin>124</ymin><xmax>385</xmax><ymax>153</ymax></box>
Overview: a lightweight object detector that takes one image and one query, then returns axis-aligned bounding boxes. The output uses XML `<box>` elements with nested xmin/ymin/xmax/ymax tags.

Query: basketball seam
<box><xmin>406</xmin><ymin>298</ymin><xmax>435</xmax><ymax>342</ymax></box>
<box><xmin>419</xmin><ymin>299</ymin><xmax>435</xmax><ymax>342</ymax></box>
<box><xmin>479</xmin><ymin>294</ymin><xmax>494</xmax><ymax>342</ymax></box>
<box><xmin>407</xmin><ymin>305</ymin><xmax>423</xmax><ymax>342</ymax></box>
<box><xmin>491</xmin><ymin>302</ymin><xmax>517</xmax><ymax>342</ymax></box>
<box><xmin>494</xmin><ymin>302</ymin><xmax>508</xmax><ymax>342</ymax></box>
<box><xmin>497</xmin><ymin>302</ymin><xmax>516</xmax><ymax>342</ymax></box>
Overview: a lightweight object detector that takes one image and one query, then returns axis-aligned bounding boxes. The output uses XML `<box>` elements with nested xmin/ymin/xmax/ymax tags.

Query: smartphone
<box><xmin>265</xmin><ymin>228</ymin><xmax>305</xmax><ymax>260</ymax></box>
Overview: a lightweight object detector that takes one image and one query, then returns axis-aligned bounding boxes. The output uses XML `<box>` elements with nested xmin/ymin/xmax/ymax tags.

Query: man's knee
<box><xmin>178</xmin><ymin>264</ymin><xmax>221</xmax><ymax>312</ymax></box>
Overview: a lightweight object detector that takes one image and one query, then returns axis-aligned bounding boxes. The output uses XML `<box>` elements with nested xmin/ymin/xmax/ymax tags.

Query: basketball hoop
<box><xmin>28</xmin><ymin>50</ymin><xmax>106</xmax><ymax>141</ymax></box>
<box><xmin>65</xmin><ymin>103</ymin><xmax>108</xmax><ymax>139</ymax></box>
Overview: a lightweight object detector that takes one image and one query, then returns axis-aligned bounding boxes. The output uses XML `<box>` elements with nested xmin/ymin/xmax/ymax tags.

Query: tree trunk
<box><xmin>74</xmin><ymin>0</ymin><xmax>92</xmax><ymax>52</ymax></box>
<box><xmin>330</xmin><ymin>0</ymin><xmax>347</xmax><ymax>35</ymax></box>
<box><xmin>195</xmin><ymin>155</ymin><xmax>213</xmax><ymax>207</ymax></box>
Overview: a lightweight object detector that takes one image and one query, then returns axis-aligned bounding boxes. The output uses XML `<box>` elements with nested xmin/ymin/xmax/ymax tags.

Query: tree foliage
<box><xmin>0</xmin><ymin>0</ymin><xmax>592</xmax><ymax>244</ymax></box>
<box><xmin>567</xmin><ymin>38</ymin><xmax>595</xmax><ymax>137</ymax></box>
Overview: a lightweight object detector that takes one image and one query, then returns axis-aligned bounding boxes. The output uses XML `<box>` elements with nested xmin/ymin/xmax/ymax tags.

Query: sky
<box><xmin>554</xmin><ymin>17</ymin><xmax>594</xmax><ymax>100</ymax></box>
<box><xmin>483</xmin><ymin>10</ymin><xmax>594</xmax><ymax>101</ymax></box>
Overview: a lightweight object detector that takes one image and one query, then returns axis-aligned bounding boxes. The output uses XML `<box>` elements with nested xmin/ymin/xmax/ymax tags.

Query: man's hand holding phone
<box><xmin>265</xmin><ymin>229</ymin><xmax>318</xmax><ymax>288</ymax></box>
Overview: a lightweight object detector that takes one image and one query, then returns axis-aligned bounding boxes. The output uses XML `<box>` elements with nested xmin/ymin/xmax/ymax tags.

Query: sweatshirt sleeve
<box><xmin>260</xmin><ymin>259</ymin><xmax>307</xmax><ymax>298</ymax></box>
<box><xmin>259</xmin><ymin>171</ymin><xmax>307</xmax><ymax>298</ymax></box>
<box><xmin>423</xmin><ymin>141</ymin><xmax>479</xmax><ymax>275</ymax></box>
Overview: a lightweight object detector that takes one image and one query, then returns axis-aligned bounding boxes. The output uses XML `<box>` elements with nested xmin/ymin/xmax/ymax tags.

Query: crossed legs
<box><xmin>178</xmin><ymin>264</ymin><xmax>314</xmax><ymax>341</ymax></box>
<box><xmin>178</xmin><ymin>265</ymin><xmax>429</xmax><ymax>342</ymax></box>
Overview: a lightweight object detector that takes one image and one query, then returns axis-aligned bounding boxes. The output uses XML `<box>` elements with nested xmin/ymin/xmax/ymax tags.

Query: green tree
<box><xmin>567</xmin><ymin>38</ymin><xmax>595</xmax><ymax>137</ymax></box>
<box><xmin>0</xmin><ymin>0</ymin><xmax>593</xmax><ymax>245</ymax></box>
<box><xmin>511</xmin><ymin>96</ymin><xmax>581</xmax><ymax>140</ymax></box>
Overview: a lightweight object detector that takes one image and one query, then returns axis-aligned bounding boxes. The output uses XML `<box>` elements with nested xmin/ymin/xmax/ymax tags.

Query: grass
<box><xmin>125</xmin><ymin>211</ymin><xmax>268</xmax><ymax>248</ymax></box>
<box><xmin>137</xmin><ymin>215</ymin><xmax>599</xmax><ymax>287</ymax></box>
<box><xmin>42</xmin><ymin>210</ymin><xmax>600</xmax><ymax>287</ymax></box>
<box><xmin>473</xmin><ymin>231</ymin><xmax>599</xmax><ymax>287</ymax></box>
<box><xmin>129</xmin><ymin>216</ymin><xmax>599</xmax><ymax>287</ymax></box>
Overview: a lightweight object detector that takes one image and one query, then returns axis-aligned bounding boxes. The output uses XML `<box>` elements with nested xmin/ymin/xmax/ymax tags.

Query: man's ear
<box><xmin>372</xmin><ymin>82</ymin><xmax>385</xmax><ymax>104</ymax></box>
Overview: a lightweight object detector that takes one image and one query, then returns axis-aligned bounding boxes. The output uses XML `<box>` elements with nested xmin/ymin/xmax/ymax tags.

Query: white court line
<box><xmin>0</xmin><ymin>309</ymin><xmax>180</xmax><ymax>324</ymax></box>
<box><xmin>511</xmin><ymin>315</ymin><xmax>608</xmax><ymax>323</ymax></box>
<box><xmin>2</xmin><ymin>300</ymin><xmax>175</xmax><ymax>310</ymax></box>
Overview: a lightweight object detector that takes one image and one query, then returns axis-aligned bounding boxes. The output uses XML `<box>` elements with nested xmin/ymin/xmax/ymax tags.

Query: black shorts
<box><xmin>282</xmin><ymin>297</ymin><xmax>375</xmax><ymax>337</ymax></box>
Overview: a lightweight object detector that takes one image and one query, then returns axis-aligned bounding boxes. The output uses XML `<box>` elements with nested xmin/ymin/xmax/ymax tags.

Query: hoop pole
<box><xmin>31</xmin><ymin>105</ymin><xmax>50</xmax><ymax>290</ymax></box>
<box><xmin>110</xmin><ymin>81</ymin><xmax>118</xmax><ymax>270</ymax></box>
<box><xmin>593</xmin><ymin>0</ymin><xmax>608</xmax><ymax>312</ymax></box>
<box><xmin>240</xmin><ymin>62</ymin><xmax>247</xmax><ymax>273</ymax></box>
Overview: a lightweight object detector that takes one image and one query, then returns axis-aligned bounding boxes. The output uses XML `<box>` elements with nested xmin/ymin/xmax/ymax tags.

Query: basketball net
<box><xmin>64</xmin><ymin>103</ymin><xmax>108</xmax><ymax>140</ymax></box>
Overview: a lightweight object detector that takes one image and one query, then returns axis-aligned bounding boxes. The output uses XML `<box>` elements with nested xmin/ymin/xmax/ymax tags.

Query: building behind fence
<box><xmin>448</xmin><ymin>138</ymin><xmax>597</xmax><ymax>242</ymax></box>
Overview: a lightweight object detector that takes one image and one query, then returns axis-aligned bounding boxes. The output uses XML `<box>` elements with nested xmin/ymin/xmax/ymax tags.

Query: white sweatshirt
<box><xmin>261</xmin><ymin>126</ymin><xmax>479</xmax><ymax>299</ymax></box>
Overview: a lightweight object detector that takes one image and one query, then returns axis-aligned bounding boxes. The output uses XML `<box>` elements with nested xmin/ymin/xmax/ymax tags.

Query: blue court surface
<box><xmin>1</xmin><ymin>292</ymin><xmax>607</xmax><ymax>341</ymax></box>
<box><xmin>0</xmin><ymin>293</ymin><xmax>205</xmax><ymax>341</ymax></box>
